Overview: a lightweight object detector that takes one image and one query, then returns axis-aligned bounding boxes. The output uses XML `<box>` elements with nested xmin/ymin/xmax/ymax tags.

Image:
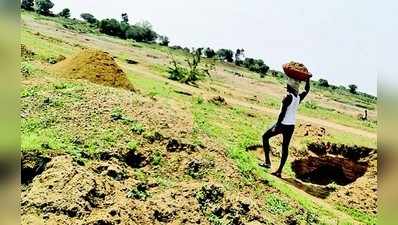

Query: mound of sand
<box><xmin>52</xmin><ymin>49</ymin><xmax>135</xmax><ymax>91</ymax></box>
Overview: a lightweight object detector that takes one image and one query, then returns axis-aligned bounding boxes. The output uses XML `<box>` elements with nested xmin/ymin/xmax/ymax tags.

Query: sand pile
<box><xmin>52</xmin><ymin>49</ymin><xmax>135</xmax><ymax>91</ymax></box>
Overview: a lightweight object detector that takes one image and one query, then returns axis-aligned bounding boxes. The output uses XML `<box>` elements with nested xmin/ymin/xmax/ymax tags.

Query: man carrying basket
<box><xmin>259</xmin><ymin>62</ymin><xmax>311</xmax><ymax>178</ymax></box>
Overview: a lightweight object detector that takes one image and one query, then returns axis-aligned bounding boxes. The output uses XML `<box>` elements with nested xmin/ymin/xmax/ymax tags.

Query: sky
<box><xmin>51</xmin><ymin>0</ymin><xmax>398</xmax><ymax>96</ymax></box>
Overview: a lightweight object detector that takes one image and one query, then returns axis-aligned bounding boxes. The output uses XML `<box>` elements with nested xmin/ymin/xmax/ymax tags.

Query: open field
<box><xmin>21</xmin><ymin>11</ymin><xmax>377</xmax><ymax>225</ymax></box>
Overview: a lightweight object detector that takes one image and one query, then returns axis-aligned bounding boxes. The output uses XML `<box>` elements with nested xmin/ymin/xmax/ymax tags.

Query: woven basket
<box><xmin>283</xmin><ymin>62</ymin><xmax>312</xmax><ymax>81</ymax></box>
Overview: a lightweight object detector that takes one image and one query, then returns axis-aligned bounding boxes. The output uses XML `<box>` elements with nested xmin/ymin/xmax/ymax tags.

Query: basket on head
<box><xmin>283</xmin><ymin>61</ymin><xmax>312</xmax><ymax>81</ymax></box>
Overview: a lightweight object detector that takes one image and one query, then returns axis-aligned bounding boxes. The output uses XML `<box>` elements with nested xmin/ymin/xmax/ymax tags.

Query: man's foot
<box><xmin>271</xmin><ymin>171</ymin><xmax>282</xmax><ymax>178</ymax></box>
<box><xmin>258</xmin><ymin>162</ymin><xmax>271</xmax><ymax>169</ymax></box>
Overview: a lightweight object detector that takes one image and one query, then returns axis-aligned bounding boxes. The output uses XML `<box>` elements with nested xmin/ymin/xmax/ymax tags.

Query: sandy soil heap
<box><xmin>52</xmin><ymin>49</ymin><xmax>135</xmax><ymax>91</ymax></box>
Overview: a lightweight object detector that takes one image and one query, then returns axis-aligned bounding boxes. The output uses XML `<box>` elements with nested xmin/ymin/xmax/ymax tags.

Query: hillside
<box><xmin>21</xmin><ymin>11</ymin><xmax>377</xmax><ymax>225</ymax></box>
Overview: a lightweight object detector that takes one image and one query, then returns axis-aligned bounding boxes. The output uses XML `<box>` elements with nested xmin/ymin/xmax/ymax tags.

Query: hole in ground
<box><xmin>123</xmin><ymin>150</ymin><xmax>147</xmax><ymax>168</ymax></box>
<box><xmin>292</xmin><ymin>156</ymin><xmax>368</xmax><ymax>186</ymax></box>
<box><xmin>21</xmin><ymin>152</ymin><xmax>51</xmax><ymax>185</ymax></box>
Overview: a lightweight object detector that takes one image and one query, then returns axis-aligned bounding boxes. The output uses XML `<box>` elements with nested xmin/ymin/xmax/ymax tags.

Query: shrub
<box><xmin>134</xmin><ymin>21</ymin><xmax>157</xmax><ymax>42</ymax></box>
<box><xmin>168</xmin><ymin>57</ymin><xmax>188</xmax><ymax>81</ymax></box>
<box><xmin>318</xmin><ymin>79</ymin><xmax>329</xmax><ymax>87</ymax></box>
<box><xmin>99</xmin><ymin>18</ymin><xmax>121</xmax><ymax>36</ymax></box>
<box><xmin>170</xmin><ymin>45</ymin><xmax>183</xmax><ymax>50</ymax></box>
<box><xmin>80</xmin><ymin>13</ymin><xmax>98</xmax><ymax>24</ymax></box>
<box><xmin>158</xmin><ymin>35</ymin><xmax>169</xmax><ymax>46</ymax></box>
<box><xmin>185</xmin><ymin>49</ymin><xmax>207</xmax><ymax>83</ymax></box>
<box><xmin>34</xmin><ymin>0</ymin><xmax>54</xmax><ymax>16</ymax></box>
<box><xmin>216</xmin><ymin>48</ymin><xmax>234</xmax><ymax>62</ymax></box>
<box><xmin>21</xmin><ymin>0</ymin><xmax>34</xmax><ymax>11</ymax></box>
<box><xmin>204</xmin><ymin>47</ymin><xmax>216</xmax><ymax>58</ymax></box>
<box><xmin>168</xmin><ymin>49</ymin><xmax>210</xmax><ymax>84</ymax></box>
<box><xmin>119</xmin><ymin>21</ymin><xmax>130</xmax><ymax>39</ymax></box>
<box><xmin>348</xmin><ymin>84</ymin><xmax>358</xmax><ymax>94</ymax></box>
<box><xmin>125</xmin><ymin>23</ymin><xmax>157</xmax><ymax>42</ymax></box>
<box><xmin>242</xmin><ymin>57</ymin><xmax>269</xmax><ymax>75</ymax></box>
<box><xmin>58</xmin><ymin>8</ymin><xmax>70</xmax><ymax>18</ymax></box>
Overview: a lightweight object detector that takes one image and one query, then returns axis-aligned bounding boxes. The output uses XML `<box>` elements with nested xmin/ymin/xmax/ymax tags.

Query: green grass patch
<box><xmin>336</xmin><ymin>204</ymin><xmax>377</xmax><ymax>225</ymax></box>
<box><xmin>266</xmin><ymin>193</ymin><xmax>292</xmax><ymax>215</ymax></box>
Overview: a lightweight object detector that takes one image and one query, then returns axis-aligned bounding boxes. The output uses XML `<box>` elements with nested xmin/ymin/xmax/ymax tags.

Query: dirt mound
<box><xmin>21</xmin><ymin>44</ymin><xmax>35</xmax><ymax>61</ymax></box>
<box><xmin>297</xmin><ymin>123</ymin><xmax>328</xmax><ymax>139</ymax></box>
<box><xmin>209</xmin><ymin>96</ymin><xmax>227</xmax><ymax>106</ymax></box>
<box><xmin>52</xmin><ymin>49</ymin><xmax>135</xmax><ymax>91</ymax></box>
<box><xmin>21</xmin><ymin>155</ymin><xmax>115</xmax><ymax>224</ymax></box>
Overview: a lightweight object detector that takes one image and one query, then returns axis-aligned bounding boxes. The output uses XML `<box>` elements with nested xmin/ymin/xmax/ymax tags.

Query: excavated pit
<box><xmin>292</xmin><ymin>156</ymin><xmax>368</xmax><ymax>186</ymax></box>
<box><xmin>292</xmin><ymin>142</ymin><xmax>374</xmax><ymax>186</ymax></box>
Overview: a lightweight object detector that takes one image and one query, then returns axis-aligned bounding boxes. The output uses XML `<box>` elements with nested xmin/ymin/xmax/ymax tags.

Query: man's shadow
<box><xmin>281</xmin><ymin>177</ymin><xmax>336</xmax><ymax>199</ymax></box>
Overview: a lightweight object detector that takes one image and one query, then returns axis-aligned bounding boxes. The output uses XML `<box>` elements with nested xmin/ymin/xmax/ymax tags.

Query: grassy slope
<box><xmin>21</xmin><ymin>11</ymin><xmax>377</xmax><ymax>225</ymax></box>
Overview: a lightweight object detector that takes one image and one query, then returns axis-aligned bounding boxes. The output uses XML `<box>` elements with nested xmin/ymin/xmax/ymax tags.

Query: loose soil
<box><xmin>51</xmin><ymin>49</ymin><xmax>135</xmax><ymax>91</ymax></box>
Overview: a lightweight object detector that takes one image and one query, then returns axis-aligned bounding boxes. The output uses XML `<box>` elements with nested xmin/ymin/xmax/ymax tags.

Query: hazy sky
<box><xmin>51</xmin><ymin>0</ymin><xmax>397</xmax><ymax>96</ymax></box>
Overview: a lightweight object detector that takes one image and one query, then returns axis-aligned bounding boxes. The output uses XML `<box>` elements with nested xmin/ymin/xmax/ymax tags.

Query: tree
<box><xmin>125</xmin><ymin>23</ymin><xmax>157</xmax><ymax>42</ymax></box>
<box><xmin>80</xmin><ymin>13</ymin><xmax>98</xmax><ymax>24</ymax></box>
<box><xmin>204</xmin><ymin>47</ymin><xmax>216</xmax><ymax>58</ymax></box>
<box><xmin>348</xmin><ymin>84</ymin><xmax>358</xmax><ymax>94</ymax></box>
<box><xmin>133</xmin><ymin>21</ymin><xmax>157</xmax><ymax>42</ymax></box>
<box><xmin>258</xmin><ymin>64</ymin><xmax>270</xmax><ymax>75</ymax></box>
<box><xmin>99</xmin><ymin>18</ymin><xmax>121</xmax><ymax>36</ymax></box>
<box><xmin>21</xmin><ymin>0</ymin><xmax>34</xmax><ymax>11</ymax></box>
<box><xmin>158</xmin><ymin>35</ymin><xmax>169</xmax><ymax>46</ymax></box>
<box><xmin>318</xmin><ymin>79</ymin><xmax>329</xmax><ymax>87</ymax></box>
<box><xmin>241</xmin><ymin>57</ymin><xmax>269</xmax><ymax>75</ymax></box>
<box><xmin>121</xmin><ymin>13</ymin><xmax>129</xmax><ymax>23</ymax></box>
<box><xmin>125</xmin><ymin>25</ymin><xmax>145</xmax><ymax>41</ymax></box>
<box><xmin>34</xmin><ymin>0</ymin><xmax>54</xmax><ymax>15</ymax></box>
<box><xmin>58</xmin><ymin>8</ymin><xmax>71</xmax><ymax>18</ymax></box>
<box><xmin>216</xmin><ymin>49</ymin><xmax>234</xmax><ymax>62</ymax></box>
<box><xmin>119</xmin><ymin>22</ymin><xmax>130</xmax><ymax>39</ymax></box>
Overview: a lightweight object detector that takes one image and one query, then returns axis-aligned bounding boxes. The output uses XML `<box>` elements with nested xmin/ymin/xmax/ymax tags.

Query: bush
<box><xmin>119</xmin><ymin>21</ymin><xmax>130</xmax><ymax>39</ymax></box>
<box><xmin>170</xmin><ymin>45</ymin><xmax>183</xmax><ymax>50</ymax></box>
<box><xmin>168</xmin><ymin>58</ymin><xmax>188</xmax><ymax>81</ymax></box>
<box><xmin>168</xmin><ymin>49</ymin><xmax>210</xmax><ymax>84</ymax></box>
<box><xmin>158</xmin><ymin>35</ymin><xmax>169</xmax><ymax>46</ymax></box>
<box><xmin>216</xmin><ymin>49</ymin><xmax>234</xmax><ymax>62</ymax></box>
<box><xmin>21</xmin><ymin>0</ymin><xmax>34</xmax><ymax>11</ymax></box>
<box><xmin>99</xmin><ymin>18</ymin><xmax>121</xmax><ymax>36</ymax></box>
<box><xmin>58</xmin><ymin>8</ymin><xmax>70</xmax><ymax>18</ymax></box>
<box><xmin>318</xmin><ymin>79</ymin><xmax>329</xmax><ymax>87</ymax></box>
<box><xmin>125</xmin><ymin>23</ymin><xmax>157</xmax><ymax>42</ymax></box>
<box><xmin>348</xmin><ymin>84</ymin><xmax>358</xmax><ymax>94</ymax></box>
<box><xmin>204</xmin><ymin>47</ymin><xmax>216</xmax><ymax>58</ymax></box>
<box><xmin>35</xmin><ymin>0</ymin><xmax>54</xmax><ymax>16</ymax></box>
<box><xmin>242</xmin><ymin>57</ymin><xmax>269</xmax><ymax>75</ymax></box>
<box><xmin>80</xmin><ymin>13</ymin><xmax>98</xmax><ymax>24</ymax></box>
